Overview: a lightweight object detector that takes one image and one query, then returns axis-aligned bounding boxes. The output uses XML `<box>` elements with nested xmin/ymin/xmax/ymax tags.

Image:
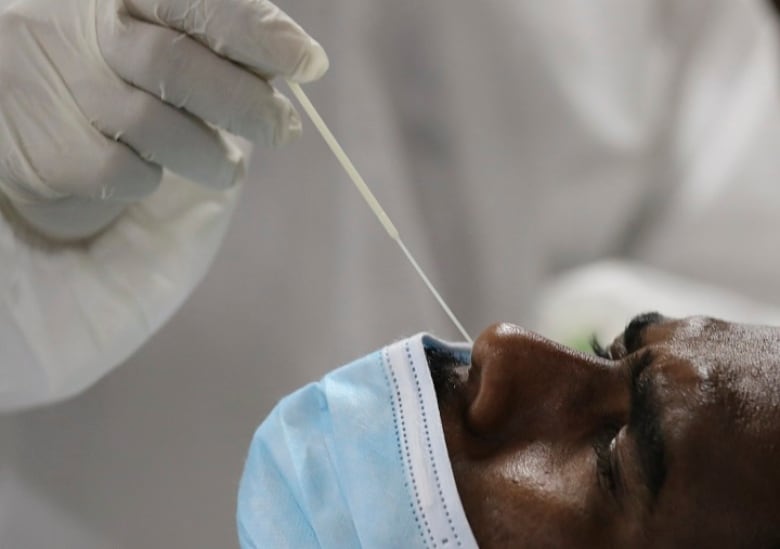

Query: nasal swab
<box><xmin>286</xmin><ymin>80</ymin><xmax>473</xmax><ymax>344</ymax></box>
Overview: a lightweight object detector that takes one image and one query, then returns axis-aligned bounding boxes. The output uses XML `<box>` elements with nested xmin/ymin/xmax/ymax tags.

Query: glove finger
<box><xmin>84</xmin><ymin>81</ymin><xmax>244</xmax><ymax>190</ymax></box>
<box><xmin>123</xmin><ymin>0</ymin><xmax>329</xmax><ymax>83</ymax></box>
<box><xmin>57</xmin><ymin>130</ymin><xmax>162</xmax><ymax>202</ymax></box>
<box><xmin>100</xmin><ymin>15</ymin><xmax>301</xmax><ymax>146</ymax></box>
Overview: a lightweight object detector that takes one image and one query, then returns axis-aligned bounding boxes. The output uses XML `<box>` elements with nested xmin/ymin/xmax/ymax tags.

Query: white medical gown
<box><xmin>3</xmin><ymin>0</ymin><xmax>780</xmax><ymax>546</ymax></box>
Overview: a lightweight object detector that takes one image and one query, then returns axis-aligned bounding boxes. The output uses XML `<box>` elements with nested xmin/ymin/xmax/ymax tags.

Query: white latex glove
<box><xmin>0</xmin><ymin>0</ymin><xmax>329</xmax><ymax>240</ymax></box>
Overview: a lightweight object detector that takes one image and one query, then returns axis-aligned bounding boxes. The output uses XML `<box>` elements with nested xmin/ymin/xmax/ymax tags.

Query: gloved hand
<box><xmin>0</xmin><ymin>0</ymin><xmax>329</xmax><ymax>240</ymax></box>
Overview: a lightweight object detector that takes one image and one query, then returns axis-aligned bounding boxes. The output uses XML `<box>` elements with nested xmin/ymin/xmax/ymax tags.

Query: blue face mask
<box><xmin>237</xmin><ymin>333</ymin><xmax>478</xmax><ymax>548</ymax></box>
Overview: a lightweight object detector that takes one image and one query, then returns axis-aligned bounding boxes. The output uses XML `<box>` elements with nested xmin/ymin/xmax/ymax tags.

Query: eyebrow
<box><xmin>623</xmin><ymin>312</ymin><xmax>664</xmax><ymax>354</ymax></box>
<box><xmin>627</xmin><ymin>351</ymin><xmax>667</xmax><ymax>502</ymax></box>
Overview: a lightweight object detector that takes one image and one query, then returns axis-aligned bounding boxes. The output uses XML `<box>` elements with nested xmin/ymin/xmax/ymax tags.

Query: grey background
<box><xmin>4</xmin><ymin>0</ymin><xmax>780</xmax><ymax>547</ymax></box>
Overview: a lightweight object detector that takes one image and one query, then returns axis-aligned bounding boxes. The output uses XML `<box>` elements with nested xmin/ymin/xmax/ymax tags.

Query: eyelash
<box><xmin>590</xmin><ymin>337</ymin><xmax>612</xmax><ymax>360</ymax></box>
<box><xmin>594</xmin><ymin>425</ymin><xmax>621</xmax><ymax>494</ymax></box>
<box><xmin>591</xmin><ymin>336</ymin><xmax>638</xmax><ymax>495</ymax></box>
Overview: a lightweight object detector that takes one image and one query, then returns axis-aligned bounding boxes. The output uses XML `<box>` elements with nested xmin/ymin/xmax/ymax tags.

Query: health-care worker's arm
<box><xmin>0</xmin><ymin>0</ymin><xmax>328</xmax><ymax>410</ymax></box>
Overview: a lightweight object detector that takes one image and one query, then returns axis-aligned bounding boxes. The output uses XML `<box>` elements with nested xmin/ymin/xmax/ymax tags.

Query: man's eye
<box><xmin>590</xmin><ymin>337</ymin><xmax>612</xmax><ymax>360</ymax></box>
<box><xmin>594</xmin><ymin>426</ymin><xmax>622</xmax><ymax>494</ymax></box>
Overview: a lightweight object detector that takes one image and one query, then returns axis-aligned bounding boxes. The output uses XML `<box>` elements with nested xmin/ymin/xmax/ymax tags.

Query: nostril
<box><xmin>468</xmin><ymin>323</ymin><xmax>508</xmax><ymax>395</ymax></box>
<box><xmin>467</xmin><ymin>322</ymin><xmax>529</xmax><ymax>434</ymax></box>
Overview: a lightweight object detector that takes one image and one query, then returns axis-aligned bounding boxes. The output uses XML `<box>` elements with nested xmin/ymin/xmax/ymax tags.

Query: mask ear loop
<box><xmin>287</xmin><ymin>81</ymin><xmax>472</xmax><ymax>344</ymax></box>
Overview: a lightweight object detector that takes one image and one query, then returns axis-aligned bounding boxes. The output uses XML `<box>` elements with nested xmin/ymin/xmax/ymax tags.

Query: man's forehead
<box><xmin>642</xmin><ymin>317</ymin><xmax>780</xmax><ymax>362</ymax></box>
<box><xmin>630</xmin><ymin>319</ymin><xmax>780</xmax><ymax>469</ymax></box>
<box><xmin>710</xmin><ymin>358</ymin><xmax>780</xmax><ymax>431</ymax></box>
<box><xmin>651</xmin><ymin>326</ymin><xmax>780</xmax><ymax>403</ymax></box>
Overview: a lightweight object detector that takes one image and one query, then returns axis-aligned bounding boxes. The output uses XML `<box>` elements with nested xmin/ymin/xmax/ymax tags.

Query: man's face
<box><xmin>437</xmin><ymin>315</ymin><xmax>780</xmax><ymax>547</ymax></box>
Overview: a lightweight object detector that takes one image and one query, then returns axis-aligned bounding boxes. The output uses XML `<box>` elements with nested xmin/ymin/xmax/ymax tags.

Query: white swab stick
<box><xmin>286</xmin><ymin>80</ymin><xmax>473</xmax><ymax>343</ymax></box>
<box><xmin>395</xmin><ymin>239</ymin><xmax>473</xmax><ymax>344</ymax></box>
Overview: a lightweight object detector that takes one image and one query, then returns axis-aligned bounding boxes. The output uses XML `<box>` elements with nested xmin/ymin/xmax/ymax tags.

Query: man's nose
<box><xmin>467</xmin><ymin>323</ymin><xmax>627</xmax><ymax>440</ymax></box>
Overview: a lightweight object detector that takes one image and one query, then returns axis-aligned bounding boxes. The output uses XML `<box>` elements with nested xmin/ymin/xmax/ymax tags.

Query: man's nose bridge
<box><xmin>523</xmin><ymin>341</ymin><xmax>623</xmax><ymax>424</ymax></box>
<box><xmin>470</xmin><ymin>323</ymin><xmax>624</xmax><ymax>435</ymax></box>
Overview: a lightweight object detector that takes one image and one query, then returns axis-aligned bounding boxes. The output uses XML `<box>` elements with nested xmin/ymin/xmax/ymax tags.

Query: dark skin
<box><xmin>436</xmin><ymin>314</ymin><xmax>780</xmax><ymax>547</ymax></box>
